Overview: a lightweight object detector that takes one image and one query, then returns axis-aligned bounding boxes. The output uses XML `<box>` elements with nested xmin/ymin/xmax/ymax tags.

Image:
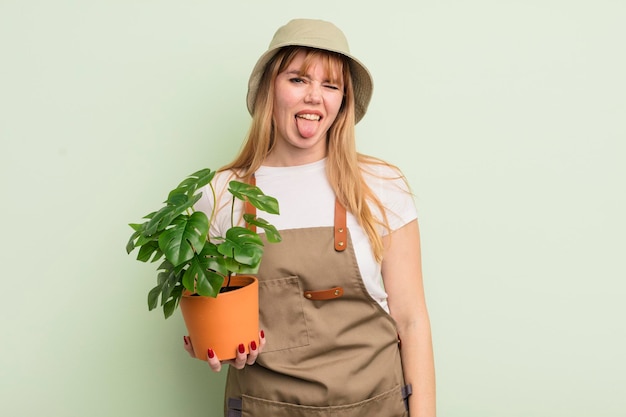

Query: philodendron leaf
<box><xmin>218</xmin><ymin>227</ymin><xmax>264</xmax><ymax>268</ymax></box>
<box><xmin>201</xmin><ymin>243</ymin><xmax>230</xmax><ymax>277</ymax></box>
<box><xmin>160</xmin><ymin>268</ymin><xmax>181</xmax><ymax>305</ymax></box>
<box><xmin>136</xmin><ymin>241</ymin><xmax>162</xmax><ymax>263</ymax></box>
<box><xmin>144</xmin><ymin>194</ymin><xmax>201</xmax><ymax>236</ymax></box>
<box><xmin>158</xmin><ymin>212</ymin><xmax>209</xmax><ymax>267</ymax></box>
<box><xmin>182</xmin><ymin>252</ymin><xmax>224</xmax><ymax>298</ymax></box>
<box><xmin>126</xmin><ymin>229</ymin><xmax>140</xmax><ymax>253</ymax></box>
<box><xmin>160</xmin><ymin>284</ymin><xmax>184</xmax><ymax>319</ymax></box>
<box><xmin>228</xmin><ymin>181</ymin><xmax>280</xmax><ymax>215</ymax></box>
<box><xmin>243</xmin><ymin>214</ymin><xmax>282</xmax><ymax>243</ymax></box>
<box><xmin>163</xmin><ymin>298</ymin><xmax>178</xmax><ymax>319</ymax></box>
<box><xmin>147</xmin><ymin>284</ymin><xmax>162</xmax><ymax>311</ymax></box>
<box><xmin>168</xmin><ymin>168</ymin><xmax>216</xmax><ymax>199</ymax></box>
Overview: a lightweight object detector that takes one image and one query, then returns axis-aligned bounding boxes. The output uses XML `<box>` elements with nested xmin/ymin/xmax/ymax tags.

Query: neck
<box><xmin>263</xmin><ymin>148</ymin><xmax>327</xmax><ymax>167</ymax></box>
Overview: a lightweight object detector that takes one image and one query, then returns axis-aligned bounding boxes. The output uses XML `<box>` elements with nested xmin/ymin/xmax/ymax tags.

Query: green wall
<box><xmin>1</xmin><ymin>1</ymin><xmax>624</xmax><ymax>416</ymax></box>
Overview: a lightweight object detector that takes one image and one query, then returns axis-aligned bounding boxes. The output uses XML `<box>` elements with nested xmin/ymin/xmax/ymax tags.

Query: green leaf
<box><xmin>196</xmin><ymin>270</ymin><xmax>224</xmax><ymax>297</ymax></box>
<box><xmin>243</xmin><ymin>214</ymin><xmax>282</xmax><ymax>243</ymax></box>
<box><xmin>161</xmin><ymin>278</ymin><xmax>183</xmax><ymax>318</ymax></box>
<box><xmin>228</xmin><ymin>181</ymin><xmax>280</xmax><ymax>215</ymax></box>
<box><xmin>169</xmin><ymin>169</ymin><xmax>216</xmax><ymax>198</ymax></box>
<box><xmin>148</xmin><ymin>284</ymin><xmax>162</xmax><ymax>311</ymax></box>
<box><xmin>136</xmin><ymin>241</ymin><xmax>161</xmax><ymax>262</ymax></box>
<box><xmin>158</xmin><ymin>212</ymin><xmax>209</xmax><ymax>266</ymax></box>
<box><xmin>160</xmin><ymin>268</ymin><xmax>181</xmax><ymax>304</ymax></box>
<box><xmin>144</xmin><ymin>193</ymin><xmax>201</xmax><ymax>236</ymax></box>
<box><xmin>166</xmin><ymin>192</ymin><xmax>189</xmax><ymax>206</ymax></box>
<box><xmin>200</xmin><ymin>243</ymin><xmax>230</xmax><ymax>276</ymax></box>
<box><xmin>183</xmin><ymin>258</ymin><xmax>224</xmax><ymax>298</ymax></box>
<box><xmin>161</xmin><ymin>285</ymin><xmax>184</xmax><ymax>319</ymax></box>
<box><xmin>145</xmin><ymin>205</ymin><xmax>182</xmax><ymax>235</ymax></box>
<box><xmin>163</xmin><ymin>298</ymin><xmax>178</xmax><ymax>319</ymax></box>
<box><xmin>128</xmin><ymin>223</ymin><xmax>144</xmax><ymax>232</ymax></box>
<box><xmin>126</xmin><ymin>229</ymin><xmax>141</xmax><ymax>254</ymax></box>
<box><xmin>218</xmin><ymin>227</ymin><xmax>264</xmax><ymax>269</ymax></box>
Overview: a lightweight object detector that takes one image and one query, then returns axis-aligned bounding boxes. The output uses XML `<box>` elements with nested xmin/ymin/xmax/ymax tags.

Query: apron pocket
<box><xmin>240</xmin><ymin>384</ymin><xmax>408</xmax><ymax>417</ymax></box>
<box><xmin>258</xmin><ymin>276</ymin><xmax>310</xmax><ymax>352</ymax></box>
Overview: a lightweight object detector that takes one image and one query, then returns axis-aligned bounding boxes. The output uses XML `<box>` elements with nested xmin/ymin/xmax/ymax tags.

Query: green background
<box><xmin>1</xmin><ymin>1</ymin><xmax>624</xmax><ymax>416</ymax></box>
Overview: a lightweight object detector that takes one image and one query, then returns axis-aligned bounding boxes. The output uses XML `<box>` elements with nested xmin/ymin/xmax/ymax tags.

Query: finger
<box><xmin>231</xmin><ymin>343</ymin><xmax>247</xmax><ymax>370</ymax></box>
<box><xmin>246</xmin><ymin>339</ymin><xmax>259</xmax><ymax>365</ymax></box>
<box><xmin>206</xmin><ymin>348</ymin><xmax>222</xmax><ymax>372</ymax></box>
<box><xmin>183</xmin><ymin>336</ymin><xmax>196</xmax><ymax>358</ymax></box>
<box><xmin>258</xmin><ymin>329</ymin><xmax>267</xmax><ymax>353</ymax></box>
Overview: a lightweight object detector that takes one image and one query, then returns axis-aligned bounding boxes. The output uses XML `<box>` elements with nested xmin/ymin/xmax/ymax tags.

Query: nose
<box><xmin>304</xmin><ymin>83</ymin><xmax>322</xmax><ymax>104</ymax></box>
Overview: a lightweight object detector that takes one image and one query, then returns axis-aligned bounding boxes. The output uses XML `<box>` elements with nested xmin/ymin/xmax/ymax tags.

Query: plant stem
<box><xmin>230</xmin><ymin>195</ymin><xmax>236</xmax><ymax>229</ymax></box>
<box><xmin>207</xmin><ymin>182</ymin><xmax>218</xmax><ymax>242</ymax></box>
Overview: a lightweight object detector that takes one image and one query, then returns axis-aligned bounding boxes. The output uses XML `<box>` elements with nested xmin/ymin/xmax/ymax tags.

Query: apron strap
<box><xmin>227</xmin><ymin>397</ymin><xmax>242</xmax><ymax>417</ymax></box>
<box><xmin>334</xmin><ymin>198</ymin><xmax>347</xmax><ymax>252</ymax></box>
<box><xmin>246</xmin><ymin>174</ymin><xmax>348</xmax><ymax>251</ymax></box>
<box><xmin>402</xmin><ymin>384</ymin><xmax>413</xmax><ymax>411</ymax></box>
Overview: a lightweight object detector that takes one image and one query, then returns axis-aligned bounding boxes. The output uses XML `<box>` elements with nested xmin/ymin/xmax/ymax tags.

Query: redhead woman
<box><xmin>183</xmin><ymin>18</ymin><xmax>436</xmax><ymax>417</ymax></box>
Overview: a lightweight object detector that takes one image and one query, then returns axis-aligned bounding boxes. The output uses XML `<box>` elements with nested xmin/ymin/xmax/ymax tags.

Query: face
<box><xmin>270</xmin><ymin>51</ymin><xmax>345</xmax><ymax>165</ymax></box>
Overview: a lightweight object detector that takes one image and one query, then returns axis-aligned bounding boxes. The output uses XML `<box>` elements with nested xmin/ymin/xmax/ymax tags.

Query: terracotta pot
<box><xmin>179</xmin><ymin>275</ymin><xmax>259</xmax><ymax>361</ymax></box>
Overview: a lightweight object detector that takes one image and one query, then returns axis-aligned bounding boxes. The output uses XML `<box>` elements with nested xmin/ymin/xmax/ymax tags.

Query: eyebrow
<box><xmin>283</xmin><ymin>69</ymin><xmax>340</xmax><ymax>84</ymax></box>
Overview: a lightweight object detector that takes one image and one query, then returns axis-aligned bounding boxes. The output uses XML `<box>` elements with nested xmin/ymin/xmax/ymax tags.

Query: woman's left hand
<box><xmin>183</xmin><ymin>330</ymin><xmax>266</xmax><ymax>372</ymax></box>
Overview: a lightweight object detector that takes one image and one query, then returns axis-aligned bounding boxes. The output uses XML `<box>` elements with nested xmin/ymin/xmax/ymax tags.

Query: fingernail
<box><xmin>183</xmin><ymin>336</ymin><xmax>188</xmax><ymax>345</ymax></box>
<box><xmin>251</xmin><ymin>340</ymin><xmax>257</xmax><ymax>350</ymax></box>
<box><xmin>260</xmin><ymin>330</ymin><xmax>265</xmax><ymax>339</ymax></box>
<box><xmin>238</xmin><ymin>343</ymin><xmax>245</xmax><ymax>354</ymax></box>
<box><xmin>207</xmin><ymin>348</ymin><xmax>215</xmax><ymax>359</ymax></box>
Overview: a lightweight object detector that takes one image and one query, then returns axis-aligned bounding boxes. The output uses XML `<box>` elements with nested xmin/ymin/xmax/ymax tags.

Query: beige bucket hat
<box><xmin>246</xmin><ymin>18</ymin><xmax>374</xmax><ymax>124</ymax></box>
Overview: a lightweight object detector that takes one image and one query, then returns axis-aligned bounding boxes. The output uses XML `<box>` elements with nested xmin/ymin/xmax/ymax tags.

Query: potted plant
<box><xmin>126</xmin><ymin>168</ymin><xmax>281</xmax><ymax>360</ymax></box>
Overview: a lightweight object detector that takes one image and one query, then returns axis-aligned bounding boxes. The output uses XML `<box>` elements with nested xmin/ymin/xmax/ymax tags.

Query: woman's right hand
<box><xmin>183</xmin><ymin>330</ymin><xmax>266</xmax><ymax>372</ymax></box>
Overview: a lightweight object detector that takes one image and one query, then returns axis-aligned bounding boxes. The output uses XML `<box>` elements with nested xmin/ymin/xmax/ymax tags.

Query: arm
<box><xmin>382</xmin><ymin>219</ymin><xmax>436</xmax><ymax>417</ymax></box>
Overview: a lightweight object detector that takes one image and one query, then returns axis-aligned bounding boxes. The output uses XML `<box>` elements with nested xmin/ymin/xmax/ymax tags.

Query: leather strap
<box><xmin>303</xmin><ymin>286</ymin><xmax>344</xmax><ymax>300</ymax></box>
<box><xmin>334</xmin><ymin>198</ymin><xmax>347</xmax><ymax>252</ymax></box>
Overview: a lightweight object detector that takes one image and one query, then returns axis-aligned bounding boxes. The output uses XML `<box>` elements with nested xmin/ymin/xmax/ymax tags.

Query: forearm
<box><xmin>398</xmin><ymin>315</ymin><xmax>436</xmax><ymax>417</ymax></box>
<box><xmin>382</xmin><ymin>220</ymin><xmax>436</xmax><ymax>415</ymax></box>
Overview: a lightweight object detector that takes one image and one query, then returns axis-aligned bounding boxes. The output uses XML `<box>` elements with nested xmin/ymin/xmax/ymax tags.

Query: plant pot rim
<box><xmin>182</xmin><ymin>275</ymin><xmax>258</xmax><ymax>299</ymax></box>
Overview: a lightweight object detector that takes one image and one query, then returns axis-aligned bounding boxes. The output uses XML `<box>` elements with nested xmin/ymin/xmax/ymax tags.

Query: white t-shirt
<box><xmin>195</xmin><ymin>158</ymin><xmax>418</xmax><ymax>312</ymax></box>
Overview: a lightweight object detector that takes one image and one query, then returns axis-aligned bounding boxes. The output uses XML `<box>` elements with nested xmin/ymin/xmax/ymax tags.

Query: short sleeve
<box><xmin>363</xmin><ymin>163</ymin><xmax>418</xmax><ymax>234</ymax></box>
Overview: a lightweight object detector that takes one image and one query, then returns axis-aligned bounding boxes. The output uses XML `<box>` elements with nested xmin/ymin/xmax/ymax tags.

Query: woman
<box><xmin>184</xmin><ymin>18</ymin><xmax>436</xmax><ymax>417</ymax></box>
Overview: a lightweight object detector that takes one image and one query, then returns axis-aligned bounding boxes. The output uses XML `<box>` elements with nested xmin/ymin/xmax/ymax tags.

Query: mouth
<box><xmin>296</xmin><ymin>113</ymin><xmax>322</xmax><ymax>121</ymax></box>
<box><xmin>295</xmin><ymin>112</ymin><xmax>323</xmax><ymax>138</ymax></box>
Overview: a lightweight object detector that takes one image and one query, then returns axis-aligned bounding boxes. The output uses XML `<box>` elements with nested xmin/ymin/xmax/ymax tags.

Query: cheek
<box><xmin>327</xmin><ymin>94</ymin><xmax>344</xmax><ymax>118</ymax></box>
<box><xmin>272</xmin><ymin>97</ymin><xmax>289</xmax><ymax>122</ymax></box>
<box><xmin>274</xmin><ymin>89</ymin><xmax>297</xmax><ymax>117</ymax></box>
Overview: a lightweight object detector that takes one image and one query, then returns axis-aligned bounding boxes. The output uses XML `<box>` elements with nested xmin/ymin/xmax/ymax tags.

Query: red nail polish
<box><xmin>238</xmin><ymin>343</ymin><xmax>245</xmax><ymax>354</ymax></box>
<box><xmin>251</xmin><ymin>340</ymin><xmax>257</xmax><ymax>350</ymax></box>
<box><xmin>260</xmin><ymin>330</ymin><xmax>265</xmax><ymax>339</ymax></box>
<box><xmin>207</xmin><ymin>348</ymin><xmax>215</xmax><ymax>359</ymax></box>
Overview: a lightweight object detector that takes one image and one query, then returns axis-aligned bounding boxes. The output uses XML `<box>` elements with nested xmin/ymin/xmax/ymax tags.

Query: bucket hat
<box><xmin>246</xmin><ymin>18</ymin><xmax>373</xmax><ymax>124</ymax></box>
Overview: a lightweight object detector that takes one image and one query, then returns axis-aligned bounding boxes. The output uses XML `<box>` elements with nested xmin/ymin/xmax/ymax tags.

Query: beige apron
<box><xmin>225</xmin><ymin>199</ymin><xmax>411</xmax><ymax>417</ymax></box>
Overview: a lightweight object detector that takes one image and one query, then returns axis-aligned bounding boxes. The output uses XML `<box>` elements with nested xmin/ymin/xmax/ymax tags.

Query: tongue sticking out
<box><xmin>296</xmin><ymin>116</ymin><xmax>319</xmax><ymax>138</ymax></box>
